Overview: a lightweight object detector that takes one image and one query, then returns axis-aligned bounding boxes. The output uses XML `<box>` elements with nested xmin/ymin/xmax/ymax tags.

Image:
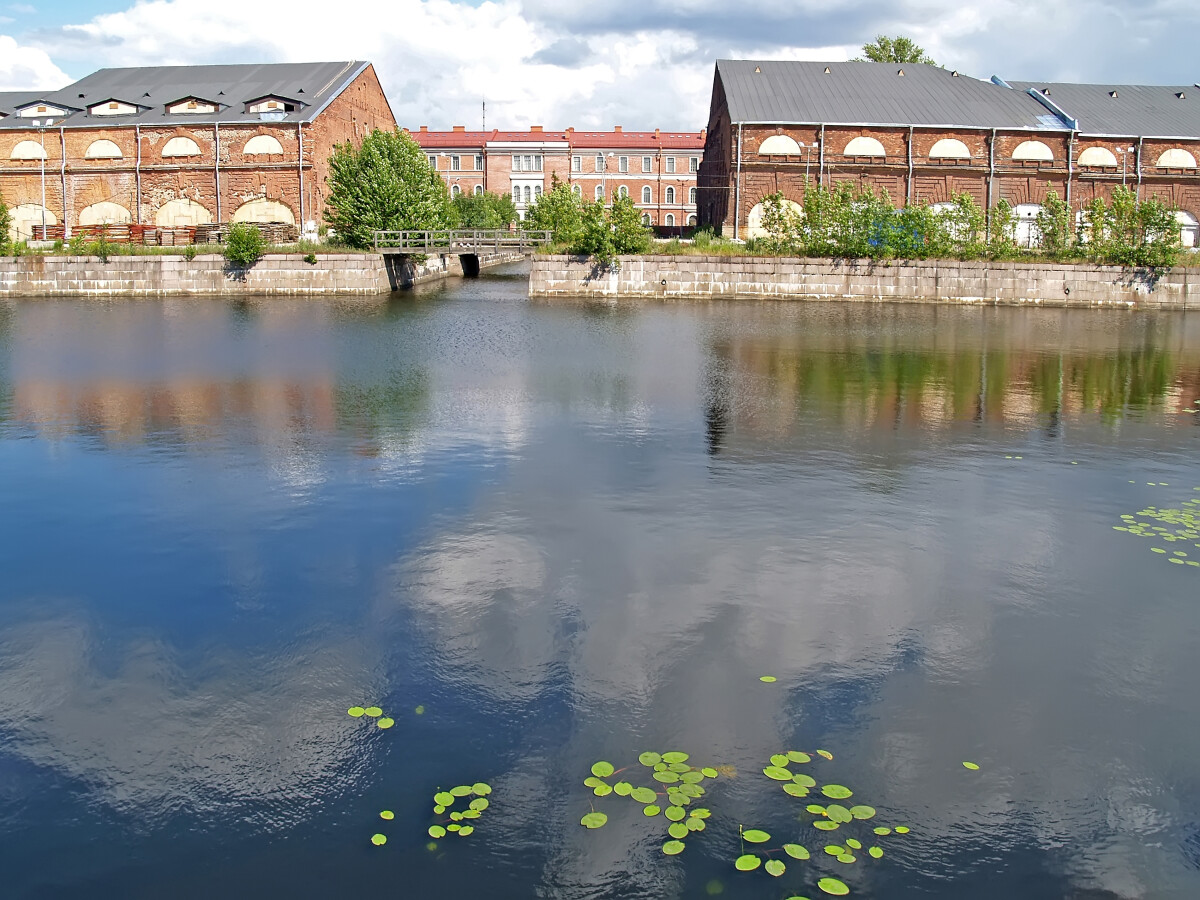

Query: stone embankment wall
<box><xmin>529</xmin><ymin>255</ymin><xmax>1200</xmax><ymax>308</ymax></box>
<box><xmin>0</xmin><ymin>251</ymin><xmax>524</xmax><ymax>297</ymax></box>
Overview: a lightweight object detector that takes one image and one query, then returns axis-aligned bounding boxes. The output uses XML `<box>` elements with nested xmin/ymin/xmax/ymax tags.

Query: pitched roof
<box><xmin>716</xmin><ymin>60</ymin><xmax>1068</xmax><ymax>131</ymax></box>
<box><xmin>0</xmin><ymin>61</ymin><xmax>376</xmax><ymax>129</ymax></box>
<box><xmin>408</xmin><ymin>127</ymin><xmax>703</xmax><ymax>150</ymax></box>
<box><xmin>1008</xmin><ymin>81</ymin><xmax>1200</xmax><ymax>138</ymax></box>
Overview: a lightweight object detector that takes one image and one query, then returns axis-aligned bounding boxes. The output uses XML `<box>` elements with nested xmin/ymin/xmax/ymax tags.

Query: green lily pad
<box><xmin>347</xmin><ymin>707</ymin><xmax>365</xmax><ymax>717</ymax></box>
<box><xmin>873</xmin><ymin>827</ymin><xmax>891</xmax><ymax>836</ymax></box>
<box><xmin>849</xmin><ymin>805</ymin><xmax>876</xmax><ymax>820</ymax></box>
<box><xmin>644</xmin><ymin>805</ymin><xmax>661</xmax><ymax>817</ymax></box>
<box><xmin>735</xmin><ymin>854</ymin><xmax>761</xmax><ymax>871</ymax></box>
<box><xmin>654</xmin><ymin>771</ymin><xmax>680</xmax><ymax>783</ymax></box>
<box><xmin>371</xmin><ymin>833</ymin><xmax>387</xmax><ymax>845</ymax></box>
<box><xmin>667</xmin><ymin>762</ymin><xmax>691</xmax><ymax>774</ymax></box>
<box><xmin>845</xmin><ymin>839</ymin><xmax>861</xmax><ymax>850</ymax></box>
<box><xmin>614</xmin><ymin>781</ymin><xmax>633</xmax><ymax>796</ymax></box>
<box><xmin>869</xmin><ymin>846</ymin><xmax>884</xmax><ymax>858</ymax></box>
<box><xmin>434</xmin><ymin>791</ymin><xmax>454</xmax><ymax>806</ymax></box>
<box><xmin>826</xmin><ymin>805</ymin><xmax>852</xmax><ymax>824</ymax></box>
<box><xmin>894</xmin><ymin>826</ymin><xmax>910</xmax><ymax>834</ymax></box>
<box><xmin>433</xmin><ymin>805</ymin><xmax>445</xmax><ymax>815</ymax></box>
<box><xmin>669</xmin><ymin>822</ymin><xmax>689</xmax><ymax>839</ymax></box>
<box><xmin>816</xmin><ymin>750</ymin><xmax>834</xmax><ymax>761</ymax></box>
<box><xmin>639</xmin><ymin>752</ymin><xmax>662</xmax><ymax>767</ymax></box>
<box><xmin>702</xmin><ymin>767</ymin><xmax>719</xmax><ymax>778</ymax></box>
<box><xmin>461</xmin><ymin>809</ymin><xmax>480</xmax><ymax>819</ymax></box>
<box><xmin>680</xmin><ymin>771</ymin><xmax>705</xmax><ymax>784</ymax></box>
<box><xmin>591</xmin><ymin>761</ymin><xmax>615</xmax><ymax>778</ymax></box>
<box><xmin>679</xmin><ymin>783</ymin><xmax>704</xmax><ymax>797</ymax></box>
<box><xmin>689</xmin><ymin>808</ymin><xmax>712</xmax><ymax>819</ymax></box>
<box><xmin>813</xmin><ymin>821</ymin><xmax>840</xmax><ymax>831</ymax></box>
<box><xmin>377</xmin><ymin>717</ymin><xmax>394</xmax><ymax>729</ymax></box>
<box><xmin>583</xmin><ymin>776</ymin><xmax>605</xmax><ymax>788</ymax></box>
<box><xmin>364</xmin><ymin>707</ymin><xmax>383</xmax><ymax>717</ymax></box>
<box><xmin>593</xmin><ymin>783</ymin><xmax>613</xmax><ymax>797</ymax></box>
<box><xmin>783</xmin><ymin>843</ymin><xmax>810</xmax><ymax>859</ymax></box>
<box><xmin>660</xmin><ymin>752</ymin><xmax>688</xmax><ymax>764</ymax></box>
<box><xmin>415</xmin><ymin>705</ymin><xmax>425</xmax><ymax>715</ymax></box>
<box><xmin>446</xmin><ymin>824</ymin><xmax>461</xmax><ymax>832</ymax></box>
<box><xmin>764</xmin><ymin>766</ymin><xmax>794</xmax><ymax>781</ymax></box>
<box><xmin>450</xmin><ymin>785</ymin><xmax>473</xmax><ymax>797</ymax></box>
<box><xmin>654</xmin><ymin>763</ymin><xmax>668</xmax><ymax>772</ymax></box>
<box><xmin>765</xmin><ymin>859</ymin><xmax>786</xmax><ymax>877</ymax></box>
<box><xmin>663</xmin><ymin>840</ymin><xmax>686</xmax><ymax>856</ymax></box>
<box><xmin>793</xmin><ymin>773</ymin><xmax>817</xmax><ymax>787</ymax></box>
<box><xmin>469</xmin><ymin>798</ymin><xmax>489</xmax><ymax>811</ymax></box>
<box><xmin>818</xmin><ymin>877</ymin><xmax>850</xmax><ymax>895</ymax></box>
<box><xmin>666</xmin><ymin>806</ymin><xmax>686</xmax><ymax>821</ymax></box>
<box><xmin>783</xmin><ymin>783</ymin><xmax>810</xmax><ymax>797</ymax></box>
<box><xmin>822</xmin><ymin>785</ymin><xmax>853</xmax><ymax>799</ymax></box>
<box><xmin>380</xmin><ymin>810</ymin><xmax>394</xmax><ymax>820</ymax></box>
<box><xmin>428</xmin><ymin>825</ymin><xmax>446</xmax><ymax>839</ymax></box>
<box><xmin>771</xmin><ymin>754</ymin><xmax>791</xmax><ymax>768</ymax></box>
<box><xmin>472</xmin><ymin>783</ymin><xmax>492</xmax><ymax>796</ymax></box>
<box><xmin>806</xmin><ymin>804</ymin><xmax>827</xmax><ymax>815</ymax></box>
<box><xmin>962</xmin><ymin>761</ymin><xmax>980</xmax><ymax>770</ymax></box>
<box><xmin>450</xmin><ymin>811</ymin><xmax>463</xmax><ymax>822</ymax></box>
<box><xmin>631</xmin><ymin>787</ymin><xmax>658</xmax><ymax>804</ymax></box>
<box><xmin>581</xmin><ymin>812</ymin><xmax>608</xmax><ymax>829</ymax></box>
<box><xmin>837</xmin><ymin>853</ymin><xmax>855</xmax><ymax>864</ymax></box>
<box><xmin>686</xmin><ymin>817</ymin><xmax>706</xmax><ymax>832</ymax></box>
<box><xmin>457</xmin><ymin>825</ymin><xmax>474</xmax><ymax>836</ymax></box>
<box><xmin>759</xmin><ymin>676</ymin><xmax>777</xmax><ymax>683</ymax></box>
<box><xmin>742</xmin><ymin>829</ymin><xmax>771</xmax><ymax>843</ymax></box>
<box><xmin>823</xmin><ymin>845</ymin><xmax>844</xmax><ymax>856</ymax></box>
<box><xmin>788</xmin><ymin>751</ymin><xmax>812</xmax><ymax>763</ymax></box>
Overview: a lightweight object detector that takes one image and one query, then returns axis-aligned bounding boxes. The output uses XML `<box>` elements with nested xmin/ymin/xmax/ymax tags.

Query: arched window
<box><xmin>9</xmin><ymin>140</ymin><xmax>46</xmax><ymax>160</ymax></box>
<box><xmin>512</xmin><ymin>188</ymin><xmax>520</xmax><ymax>202</ymax></box>
<box><xmin>758</xmin><ymin>134</ymin><xmax>801</xmax><ymax>155</ymax></box>
<box><xmin>154</xmin><ymin>198</ymin><xmax>211</xmax><ymax>227</ymax></box>
<box><xmin>1176</xmin><ymin>210</ymin><xmax>1199</xmax><ymax>248</ymax></box>
<box><xmin>642</xmin><ymin>186</ymin><xmax>651</xmax><ymax>204</ymax></box>
<box><xmin>642</xmin><ymin>214</ymin><xmax>651</xmax><ymax>225</ymax></box>
<box><xmin>595</xmin><ymin>185</ymin><xmax>603</xmax><ymax>200</ymax></box>
<box><xmin>1157</xmin><ymin>148</ymin><xmax>1197</xmax><ymax>168</ymax></box>
<box><xmin>84</xmin><ymin>139</ymin><xmax>123</xmax><ymax>160</ymax></box>
<box><xmin>618</xmin><ymin>185</ymin><xmax>628</xmax><ymax>199</ymax></box>
<box><xmin>1012</xmin><ymin>140</ymin><xmax>1054</xmax><ymax>162</ymax></box>
<box><xmin>843</xmin><ymin>136</ymin><xmax>886</xmax><ymax>157</ymax></box>
<box><xmin>474</xmin><ymin>184</ymin><xmax>483</xmax><ymax>196</ymax></box>
<box><xmin>572</xmin><ymin>184</ymin><xmax>582</xmax><ymax>197</ymax></box>
<box><xmin>161</xmin><ymin>136</ymin><xmax>202</xmax><ymax>158</ymax></box>
<box><xmin>534</xmin><ymin>185</ymin><xmax>543</xmax><ymax>198</ymax></box>
<box><xmin>523</xmin><ymin>186</ymin><xmax>531</xmax><ymax>202</ymax></box>
<box><xmin>665</xmin><ymin>186</ymin><xmax>675</xmax><ymax>204</ymax></box>
<box><xmin>243</xmin><ymin>135</ymin><xmax>284</xmax><ymax>155</ymax></box>
<box><xmin>928</xmin><ymin>138</ymin><xmax>970</xmax><ymax>160</ymax></box>
<box><xmin>1078</xmin><ymin>146</ymin><xmax>1118</xmax><ymax>166</ymax></box>
<box><xmin>665</xmin><ymin>213</ymin><xmax>675</xmax><ymax>226</ymax></box>
<box><xmin>451</xmin><ymin>184</ymin><xmax>461</xmax><ymax>198</ymax></box>
<box><xmin>687</xmin><ymin>214</ymin><xmax>697</xmax><ymax>226</ymax></box>
<box><xmin>78</xmin><ymin>201</ymin><xmax>131</xmax><ymax>226</ymax></box>
<box><xmin>688</xmin><ymin>187</ymin><xmax>696</xmax><ymax>204</ymax></box>
<box><xmin>231</xmin><ymin>199</ymin><xmax>295</xmax><ymax>224</ymax></box>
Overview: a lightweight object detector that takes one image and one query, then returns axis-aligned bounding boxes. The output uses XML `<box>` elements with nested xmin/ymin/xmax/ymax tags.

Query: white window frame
<box><xmin>474</xmin><ymin>154</ymin><xmax>483</xmax><ymax>170</ymax></box>
<box><xmin>642</xmin><ymin>186</ymin><xmax>652</xmax><ymax>204</ymax></box>
<box><xmin>665</xmin><ymin>213</ymin><xmax>675</xmax><ymax>226</ymax></box>
<box><xmin>474</xmin><ymin>184</ymin><xmax>483</xmax><ymax>196</ymax></box>
<box><xmin>512</xmin><ymin>154</ymin><xmax>522</xmax><ymax>172</ymax></box>
<box><xmin>595</xmin><ymin>154</ymin><xmax>604</xmax><ymax>172</ymax></box>
<box><xmin>572</xmin><ymin>184</ymin><xmax>582</xmax><ymax>197</ymax></box>
<box><xmin>688</xmin><ymin>187</ymin><xmax>696</xmax><ymax>204</ymax></box>
<box><xmin>689</xmin><ymin>156</ymin><xmax>699</xmax><ymax>173</ymax></box>
<box><xmin>451</xmin><ymin>184</ymin><xmax>460</xmax><ymax>197</ymax></box>
<box><xmin>665</xmin><ymin>186</ymin><xmax>675</xmax><ymax>204</ymax></box>
<box><xmin>451</xmin><ymin>155</ymin><xmax>461</xmax><ymax>171</ymax></box>
<box><xmin>665</xmin><ymin>157</ymin><xmax>676</xmax><ymax>173</ymax></box>
<box><xmin>428</xmin><ymin>155</ymin><xmax>437</xmax><ymax>168</ymax></box>
<box><xmin>618</xmin><ymin>156</ymin><xmax>629</xmax><ymax>173</ymax></box>
<box><xmin>572</xmin><ymin>156</ymin><xmax>581</xmax><ymax>173</ymax></box>
<box><xmin>642</xmin><ymin>156</ymin><xmax>652</xmax><ymax>173</ymax></box>
<box><xmin>595</xmin><ymin>184</ymin><xmax>604</xmax><ymax>200</ymax></box>
<box><xmin>618</xmin><ymin>185</ymin><xmax>628</xmax><ymax>199</ymax></box>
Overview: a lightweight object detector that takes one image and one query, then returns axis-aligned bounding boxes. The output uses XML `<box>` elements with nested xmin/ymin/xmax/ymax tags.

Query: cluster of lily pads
<box><xmin>1113</xmin><ymin>490</ymin><xmax>1200</xmax><ymax>569</ymax></box>
<box><xmin>729</xmin><ymin>750</ymin><xmax>910</xmax><ymax>896</ymax></box>
<box><xmin>427</xmin><ymin>782</ymin><xmax>493</xmax><ymax>840</ymax></box>
<box><xmin>579</xmin><ymin>751</ymin><xmax>722</xmax><ymax>856</ymax></box>
<box><xmin>347</xmin><ymin>705</ymin><xmax>396</xmax><ymax>729</ymax></box>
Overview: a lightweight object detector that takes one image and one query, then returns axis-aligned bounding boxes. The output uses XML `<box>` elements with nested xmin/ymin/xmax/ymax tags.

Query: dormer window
<box><xmin>17</xmin><ymin>102</ymin><xmax>67</xmax><ymax>118</ymax></box>
<box><xmin>89</xmin><ymin>99</ymin><xmax>139</xmax><ymax>117</ymax></box>
<box><xmin>166</xmin><ymin>97</ymin><xmax>219</xmax><ymax>115</ymax></box>
<box><xmin>245</xmin><ymin>95</ymin><xmax>302</xmax><ymax>116</ymax></box>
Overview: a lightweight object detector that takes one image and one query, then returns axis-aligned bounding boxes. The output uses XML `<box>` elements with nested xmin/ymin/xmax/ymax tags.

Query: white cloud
<box><xmin>0</xmin><ymin>33</ymin><xmax>70</xmax><ymax>90</ymax></box>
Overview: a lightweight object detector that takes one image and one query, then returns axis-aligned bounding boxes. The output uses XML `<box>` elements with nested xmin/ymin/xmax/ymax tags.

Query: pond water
<box><xmin>1</xmin><ymin>268</ymin><xmax>1199</xmax><ymax>899</ymax></box>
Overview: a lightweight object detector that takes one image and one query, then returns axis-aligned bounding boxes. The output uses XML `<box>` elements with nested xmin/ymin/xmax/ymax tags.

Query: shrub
<box><xmin>224</xmin><ymin>223</ymin><xmax>266</xmax><ymax>267</ymax></box>
<box><xmin>526</xmin><ymin>179</ymin><xmax>584</xmax><ymax>246</ymax></box>
<box><xmin>0</xmin><ymin>196</ymin><xmax>10</xmax><ymax>255</ymax></box>
<box><xmin>304</xmin><ymin>252</ymin><xmax>318</xmax><ymax>265</ymax></box>
<box><xmin>183</xmin><ymin>245</ymin><xmax>198</xmax><ymax>261</ymax></box>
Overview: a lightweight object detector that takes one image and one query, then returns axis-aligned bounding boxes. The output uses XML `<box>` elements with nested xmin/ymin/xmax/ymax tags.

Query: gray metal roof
<box><xmin>0</xmin><ymin>61</ymin><xmax>372</xmax><ymax>129</ymax></box>
<box><xmin>717</xmin><ymin>60</ymin><xmax>1069</xmax><ymax>130</ymax></box>
<box><xmin>1008</xmin><ymin>81</ymin><xmax>1200</xmax><ymax>138</ymax></box>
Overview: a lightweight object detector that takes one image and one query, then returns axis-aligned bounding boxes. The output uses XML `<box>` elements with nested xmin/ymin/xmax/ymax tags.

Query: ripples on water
<box><xmin>0</xmin><ymin>270</ymin><xmax>1198</xmax><ymax>898</ymax></box>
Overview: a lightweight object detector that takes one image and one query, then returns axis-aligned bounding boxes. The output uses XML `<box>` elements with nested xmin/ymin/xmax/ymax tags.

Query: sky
<box><xmin>1</xmin><ymin>0</ymin><xmax>1196</xmax><ymax>131</ymax></box>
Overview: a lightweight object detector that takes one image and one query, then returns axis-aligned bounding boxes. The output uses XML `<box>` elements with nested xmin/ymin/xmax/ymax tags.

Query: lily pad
<box><xmin>816</xmin><ymin>750</ymin><xmax>834</xmax><ymax>761</ymax></box>
<box><xmin>845</xmin><ymin>838</ymin><xmax>861</xmax><ymax>850</ymax></box>
<box><xmin>347</xmin><ymin>707</ymin><xmax>365</xmax><ymax>717</ymax></box>
<box><xmin>457</xmin><ymin>825</ymin><xmax>474</xmax><ymax>836</ymax></box>
<box><xmin>873</xmin><ymin>827</ymin><xmax>891</xmax><ymax>836</ymax></box>
<box><xmin>686</xmin><ymin>817</ymin><xmax>705</xmax><ymax>832</ymax></box>
<box><xmin>593</xmin><ymin>783</ymin><xmax>612</xmax><ymax>797</ymax></box>
<box><xmin>793</xmin><ymin>773</ymin><xmax>817</xmax><ymax>787</ymax></box>
<box><xmin>364</xmin><ymin>707</ymin><xmax>383</xmax><ymax>717</ymax></box>
<box><xmin>806</xmin><ymin>804</ymin><xmax>827</xmax><ymax>815</ymax></box>
<box><xmin>783</xmin><ymin>783</ymin><xmax>810</xmax><ymax>797</ymax></box>
<box><xmin>759</xmin><ymin>676</ymin><xmax>777</xmax><ymax>683</ymax></box>
<box><xmin>581</xmin><ymin>812</ymin><xmax>608</xmax><ymax>829</ymax></box>
<box><xmin>822</xmin><ymin>785</ymin><xmax>853</xmax><ymax>799</ymax></box>
<box><xmin>962</xmin><ymin>761</ymin><xmax>980</xmax><ymax>770</ymax></box>
<box><xmin>614</xmin><ymin>781</ymin><xmax>633</xmax><ymax>796</ymax></box>
<box><xmin>680</xmin><ymin>771</ymin><xmax>705</xmax><ymax>783</ymax></box>
<box><xmin>894</xmin><ymin>826</ymin><xmax>910</xmax><ymax>834</ymax></box>
<box><xmin>654</xmin><ymin>771</ymin><xmax>680</xmax><ymax>783</ymax></box>
<box><xmin>371</xmin><ymin>833</ymin><xmax>387</xmax><ymax>845</ymax></box>
<box><xmin>661</xmin><ymin>752</ymin><xmax>689</xmax><ymax>764</ymax></box>
<box><xmin>783</xmin><ymin>843</ymin><xmax>810</xmax><ymax>860</ymax></box>
<box><xmin>428</xmin><ymin>825</ymin><xmax>446</xmax><ymax>839</ymax></box>
<box><xmin>823</xmin><ymin>845</ymin><xmax>844</xmax><ymax>856</ymax></box>
<box><xmin>639</xmin><ymin>752</ymin><xmax>662</xmax><ymax>767</ymax></box>
<box><xmin>771</xmin><ymin>754</ymin><xmax>791</xmax><ymax>768</ymax></box>
<box><xmin>461</xmin><ymin>810</ymin><xmax>480</xmax><ymax>819</ymax></box>
<box><xmin>849</xmin><ymin>805</ymin><xmax>876</xmax><ymax>820</ymax></box>
<box><xmin>472</xmin><ymin>783</ymin><xmax>492</xmax><ymax>796</ymax></box>
<box><xmin>447</xmin><ymin>824</ymin><xmax>460</xmax><ymax>832</ymax></box>
<box><xmin>742</xmin><ymin>829</ymin><xmax>771</xmax><ymax>843</ymax></box>
<box><xmin>469</xmin><ymin>798</ymin><xmax>489</xmax><ymax>811</ymax></box>
<box><xmin>583</xmin><ymin>776</ymin><xmax>605</xmax><ymax>788</ymax></box>
<box><xmin>380</xmin><ymin>810</ymin><xmax>394</xmax><ymax>820</ymax></box>
<box><xmin>735</xmin><ymin>854</ymin><xmax>761</xmax><ymax>871</ymax></box>
<box><xmin>644</xmin><ymin>805</ymin><xmax>661</xmax><ymax>817</ymax></box>
<box><xmin>689</xmin><ymin>808</ymin><xmax>712</xmax><ymax>819</ymax></box>
<box><xmin>765</xmin><ymin>859</ymin><xmax>786</xmax><ymax>877</ymax></box>
<box><xmin>666</xmin><ymin>806</ymin><xmax>686</xmax><ymax>821</ymax></box>
<box><xmin>869</xmin><ymin>846</ymin><xmax>884</xmax><ymax>859</ymax></box>
<box><xmin>813</xmin><ymin>821</ymin><xmax>840</xmax><ymax>831</ymax></box>
<box><xmin>591</xmin><ymin>761</ymin><xmax>615</xmax><ymax>778</ymax></box>
<box><xmin>376</xmin><ymin>717</ymin><xmax>394</xmax><ymax>729</ymax></box>
<box><xmin>433</xmin><ymin>805</ymin><xmax>445</xmax><ymax>815</ymax></box>
<box><xmin>450</xmin><ymin>812</ymin><xmax>463</xmax><ymax>822</ymax></box>
<box><xmin>631</xmin><ymin>787</ymin><xmax>658</xmax><ymax>804</ymax></box>
<box><xmin>702</xmin><ymin>767</ymin><xmax>719</xmax><ymax>778</ymax></box>
<box><xmin>818</xmin><ymin>877</ymin><xmax>850</xmax><ymax>895</ymax></box>
<box><xmin>663</xmin><ymin>840</ymin><xmax>686</xmax><ymax>855</ymax></box>
<box><xmin>826</xmin><ymin>805</ymin><xmax>852</xmax><ymax>824</ymax></box>
<box><xmin>764</xmin><ymin>766</ymin><xmax>794</xmax><ymax>781</ymax></box>
<box><xmin>450</xmin><ymin>785</ymin><xmax>473</xmax><ymax>797</ymax></box>
<box><xmin>837</xmin><ymin>853</ymin><xmax>855</xmax><ymax>864</ymax></box>
<box><xmin>669</xmin><ymin>822</ymin><xmax>689</xmax><ymax>839</ymax></box>
<box><xmin>434</xmin><ymin>791</ymin><xmax>454</xmax><ymax>806</ymax></box>
<box><xmin>788</xmin><ymin>751</ymin><xmax>812</xmax><ymax>763</ymax></box>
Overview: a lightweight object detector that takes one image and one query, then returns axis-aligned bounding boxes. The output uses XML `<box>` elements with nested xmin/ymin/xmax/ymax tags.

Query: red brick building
<box><xmin>410</xmin><ymin>126</ymin><xmax>704</xmax><ymax>228</ymax></box>
<box><xmin>699</xmin><ymin>61</ymin><xmax>1200</xmax><ymax>247</ymax></box>
<box><xmin>0</xmin><ymin>61</ymin><xmax>395</xmax><ymax>242</ymax></box>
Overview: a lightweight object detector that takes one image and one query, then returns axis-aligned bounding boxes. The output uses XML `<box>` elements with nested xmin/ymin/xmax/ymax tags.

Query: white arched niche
<box><xmin>1077</xmin><ymin>146</ymin><xmax>1118</xmax><ymax>166</ymax></box>
<box><xmin>231</xmin><ymin>199</ymin><xmax>296</xmax><ymax>225</ymax></box>
<box><xmin>8</xmin><ymin>204</ymin><xmax>58</xmax><ymax>241</ymax></box>
<box><xmin>758</xmin><ymin>134</ymin><xmax>802</xmax><ymax>155</ymax></box>
<box><xmin>843</xmin><ymin>136</ymin><xmax>886</xmax><ymax>157</ymax></box>
<box><xmin>745</xmin><ymin>197</ymin><xmax>803</xmax><ymax>238</ymax></box>
<box><xmin>929</xmin><ymin>139</ymin><xmax>971</xmax><ymax>160</ymax></box>
<box><xmin>1157</xmin><ymin>148</ymin><xmax>1197</xmax><ymax>168</ymax></box>
<box><xmin>243</xmin><ymin>135</ymin><xmax>284</xmax><ymax>156</ymax></box>
<box><xmin>84</xmin><ymin>140</ymin><xmax>123</xmax><ymax>160</ymax></box>
<box><xmin>78</xmin><ymin>201</ymin><xmax>132</xmax><ymax>226</ymax></box>
<box><xmin>154</xmin><ymin>198</ymin><xmax>211</xmax><ymax>227</ymax></box>
<box><xmin>1012</xmin><ymin>140</ymin><xmax>1054</xmax><ymax>162</ymax></box>
<box><xmin>161</xmin><ymin>137</ymin><xmax>202</xmax><ymax>158</ymax></box>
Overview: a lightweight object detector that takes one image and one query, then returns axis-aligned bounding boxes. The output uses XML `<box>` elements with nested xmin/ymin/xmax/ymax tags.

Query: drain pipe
<box><xmin>298</xmin><ymin>122</ymin><xmax>305</xmax><ymax>230</ymax></box>
<box><xmin>214</xmin><ymin>122</ymin><xmax>222</xmax><ymax>223</ymax></box>
<box><xmin>1066</xmin><ymin>131</ymin><xmax>1075</xmax><ymax>207</ymax></box>
<box><xmin>906</xmin><ymin>126</ymin><xmax>914</xmax><ymax>205</ymax></box>
<box><xmin>59</xmin><ymin>125</ymin><xmax>68</xmax><ymax>237</ymax></box>
<box><xmin>135</xmin><ymin>124</ymin><xmax>142</xmax><ymax>224</ymax></box>
<box><xmin>734</xmin><ymin>122</ymin><xmax>742</xmax><ymax>239</ymax></box>
<box><xmin>987</xmin><ymin>128</ymin><xmax>997</xmax><ymax>239</ymax></box>
<box><xmin>819</xmin><ymin>123</ymin><xmax>826</xmax><ymax>187</ymax></box>
<box><xmin>1136</xmin><ymin>136</ymin><xmax>1144</xmax><ymax>200</ymax></box>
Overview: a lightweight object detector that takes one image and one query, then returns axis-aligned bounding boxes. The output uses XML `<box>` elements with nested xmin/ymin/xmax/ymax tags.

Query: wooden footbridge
<box><xmin>372</xmin><ymin>229</ymin><xmax>553</xmax><ymax>255</ymax></box>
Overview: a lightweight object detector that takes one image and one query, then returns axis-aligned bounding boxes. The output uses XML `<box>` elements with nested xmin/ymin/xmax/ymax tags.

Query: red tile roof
<box><xmin>405</xmin><ymin>127</ymin><xmax>704</xmax><ymax>150</ymax></box>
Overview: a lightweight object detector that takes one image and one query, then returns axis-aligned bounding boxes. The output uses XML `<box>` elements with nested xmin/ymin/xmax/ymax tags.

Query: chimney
<box><xmin>566</xmin><ymin>126</ymin><xmax>574</xmax><ymax>134</ymax></box>
<box><xmin>614</xmin><ymin>125</ymin><xmax>622</xmax><ymax>133</ymax></box>
<box><xmin>530</xmin><ymin>125</ymin><xmax>543</xmax><ymax>132</ymax></box>
<box><xmin>452</xmin><ymin>125</ymin><xmax>466</xmax><ymax>132</ymax></box>
<box><xmin>419</xmin><ymin>126</ymin><xmax>428</xmax><ymax>132</ymax></box>
<box><xmin>655</xmin><ymin>128</ymin><xmax>660</xmax><ymax>138</ymax></box>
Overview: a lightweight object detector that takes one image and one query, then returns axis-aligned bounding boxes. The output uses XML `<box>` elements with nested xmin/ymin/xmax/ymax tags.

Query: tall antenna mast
<box><xmin>482</xmin><ymin>99</ymin><xmax>486</xmax><ymax>131</ymax></box>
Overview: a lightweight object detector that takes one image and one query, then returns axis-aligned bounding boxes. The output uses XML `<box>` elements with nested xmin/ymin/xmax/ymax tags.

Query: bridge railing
<box><xmin>372</xmin><ymin>229</ymin><xmax>554</xmax><ymax>253</ymax></box>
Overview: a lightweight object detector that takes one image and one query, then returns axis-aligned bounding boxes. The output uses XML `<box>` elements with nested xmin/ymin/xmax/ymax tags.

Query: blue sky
<box><xmin>3</xmin><ymin>0</ymin><xmax>1198</xmax><ymax>130</ymax></box>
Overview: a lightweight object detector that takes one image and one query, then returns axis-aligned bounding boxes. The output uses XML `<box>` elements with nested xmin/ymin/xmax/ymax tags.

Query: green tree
<box><xmin>608</xmin><ymin>195</ymin><xmax>652</xmax><ymax>254</ymax></box>
<box><xmin>526</xmin><ymin>179</ymin><xmax>584</xmax><ymax>245</ymax></box>
<box><xmin>858</xmin><ymin>35</ymin><xmax>937</xmax><ymax>65</ymax></box>
<box><xmin>451</xmin><ymin>190</ymin><xmax>517</xmax><ymax>228</ymax></box>
<box><xmin>570</xmin><ymin>196</ymin><xmax>652</xmax><ymax>266</ymax></box>
<box><xmin>224</xmin><ymin>222</ymin><xmax>267</xmax><ymax>267</ymax></box>
<box><xmin>1035</xmin><ymin>187</ymin><xmax>1076</xmax><ymax>257</ymax></box>
<box><xmin>325</xmin><ymin>128</ymin><xmax>453</xmax><ymax>249</ymax></box>
<box><xmin>0</xmin><ymin>194</ymin><xmax>11</xmax><ymax>255</ymax></box>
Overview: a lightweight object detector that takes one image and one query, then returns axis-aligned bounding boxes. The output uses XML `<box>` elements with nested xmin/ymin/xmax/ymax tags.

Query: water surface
<box><xmin>1</xmin><ymin>272</ymin><xmax>1198</xmax><ymax>899</ymax></box>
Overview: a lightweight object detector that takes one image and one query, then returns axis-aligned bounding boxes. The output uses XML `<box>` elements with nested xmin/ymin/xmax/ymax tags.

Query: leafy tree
<box><xmin>608</xmin><ymin>195</ymin><xmax>652</xmax><ymax>254</ymax></box>
<box><xmin>1035</xmin><ymin>188</ymin><xmax>1075</xmax><ymax>257</ymax></box>
<box><xmin>451</xmin><ymin>190</ymin><xmax>517</xmax><ymax>228</ymax></box>
<box><xmin>857</xmin><ymin>35</ymin><xmax>937</xmax><ymax>66</ymax></box>
<box><xmin>224</xmin><ymin>223</ymin><xmax>267</xmax><ymax>267</ymax></box>
<box><xmin>0</xmin><ymin>194</ymin><xmax>10</xmax><ymax>255</ymax></box>
<box><xmin>526</xmin><ymin>179</ymin><xmax>584</xmax><ymax>245</ymax></box>
<box><xmin>571</xmin><ymin>196</ymin><xmax>652</xmax><ymax>266</ymax></box>
<box><xmin>325</xmin><ymin>129</ymin><xmax>453</xmax><ymax>249</ymax></box>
